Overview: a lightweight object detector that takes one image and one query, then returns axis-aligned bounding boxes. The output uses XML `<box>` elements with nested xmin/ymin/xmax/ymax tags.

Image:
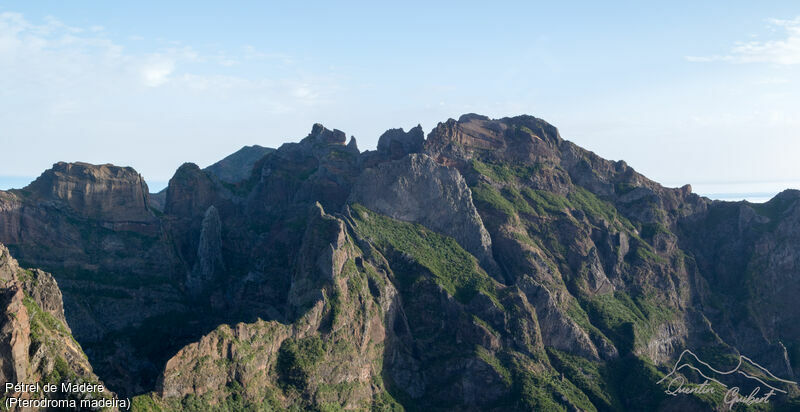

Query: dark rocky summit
<box><xmin>1</xmin><ymin>114</ymin><xmax>799</xmax><ymax>411</ymax></box>
<box><xmin>376</xmin><ymin>126</ymin><xmax>425</xmax><ymax>160</ymax></box>
<box><xmin>204</xmin><ymin>144</ymin><xmax>275</xmax><ymax>184</ymax></box>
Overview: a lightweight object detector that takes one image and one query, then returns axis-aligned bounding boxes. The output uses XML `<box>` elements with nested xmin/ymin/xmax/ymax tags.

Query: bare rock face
<box><xmin>682</xmin><ymin>189</ymin><xmax>800</xmax><ymax>378</ymax></box>
<box><xmin>425</xmin><ymin>114</ymin><xmax>563</xmax><ymax>167</ymax></box>
<box><xmin>0</xmin><ymin>192</ymin><xmax>23</xmax><ymax>244</ymax></box>
<box><xmin>25</xmin><ymin>162</ymin><xmax>153</xmax><ymax>223</ymax></box>
<box><xmin>187</xmin><ymin>206</ymin><xmax>225</xmax><ymax>296</ymax></box>
<box><xmin>0</xmin><ymin>244</ymin><xmax>111</xmax><ymax>408</ymax></box>
<box><xmin>0</xmin><ymin>245</ymin><xmax>68</xmax><ymax>331</ymax></box>
<box><xmin>0</xmin><ymin>281</ymin><xmax>30</xmax><ymax>385</ymax></box>
<box><xmin>165</xmin><ymin>162</ymin><xmax>221</xmax><ymax>218</ymax></box>
<box><xmin>287</xmin><ymin>202</ymin><xmax>348</xmax><ymax>315</ymax></box>
<box><xmin>0</xmin><ymin>162</ymin><xmax>182</xmax><ymax>396</ymax></box>
<box><xmin>377</xmin><ymin>125</ymin><xmax>424</xmax><ymax>160</ymax></box>
<box><xmin>349</xmin><ymin>153</ymin><xmax>500</xmax><ymax>277</ymax></box>
<box><xmin>517</xmin><ymin>276</ymin><xmax>606</xmax><ymax>360</ymax></box>
<box><xmin>152</xmin><ymin>208</ymin><xmax>396</xmax><ymax>410</ymax></box>
<box><xmin>0</xmin><ymin>242</ymin><xmax>21</xmax><ymax>281</ymax></box>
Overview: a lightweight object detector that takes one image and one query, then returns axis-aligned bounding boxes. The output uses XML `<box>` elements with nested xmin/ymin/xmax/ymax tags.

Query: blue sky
<box><xmin>1</xmin><ymin>1</ymin><xmax>799</xmax><ymax>200</ymax></box>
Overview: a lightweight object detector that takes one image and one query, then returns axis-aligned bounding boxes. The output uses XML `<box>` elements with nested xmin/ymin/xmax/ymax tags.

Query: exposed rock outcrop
<box><xmin>377</xmin><ymin>125</ymin><xmax>424</xmax><ymax>160</ymax></box>
<box><xmin>517</xmin><ymin>276</ymin><xmax>606</xmax><ymax>360</ymax></box>
<box><xmin>187</xmin><ymin>205</ymin><xmax>225</xmax><ymax>296</ymax></box>
<box><xmin>0</xmin><ymin>244</ymin><xmax>113</xmax><ymax>410</ymax></box>
<box><xmin>149</xmin><ymin>206</ymin><xmax>397</xmax><ymax>410</ymax></box>
<box><xmin>350</xmin><ymin>153</ymin><xmax>500</xmax><ymax>277</ymax></box>
<box><xmin>0</xmin><ymin>162</ymin><xmax>185</xmax><ymax>395</ymax></box>
<box><xmin>25</xmin><ymin>162</ymin><xmax>153</xmax><ymax>223</ymax></box>
<box><xmin>165</xmin><ymin>162</ymin><xmax>222</xmax><ymax>218</ymax></box>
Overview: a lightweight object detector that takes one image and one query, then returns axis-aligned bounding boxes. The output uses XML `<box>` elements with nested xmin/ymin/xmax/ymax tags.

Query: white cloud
<box><xmin>291</xmin><ymin>84</ymin><xmax>314</xmax><ymax>100</ymax></box>
<box><xmin>0</xmin><ymin>12</ymin><xmax>342</xmax><ymax>94</ymax></box>
<box><xmin>687</xmin><ymin>16</ymin><xmax>800</xmax><ymax>65</ymax></box>
<box><xmin>140</xmin><ymin>58</ymin><xmax>175</xmax><ymax>87</ymax></box>
<box><xmin>0</xmin><ymin>11</ymin><xmax>345</xmax><ymax>181</ymax></box>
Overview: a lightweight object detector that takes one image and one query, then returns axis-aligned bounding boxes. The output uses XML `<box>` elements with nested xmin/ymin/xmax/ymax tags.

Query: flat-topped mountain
<box><xmin>24</xmin><ymin>161</ymin><xmax>153</xmax><ymax>222</ymax></box>
<box><xmin>0</xmin><ymin>114</ymin><xmax>798</xmax><ymax>411</ymax></box>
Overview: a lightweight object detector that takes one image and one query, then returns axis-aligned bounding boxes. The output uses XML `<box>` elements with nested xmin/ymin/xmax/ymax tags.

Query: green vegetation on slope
<box><xmin>567</xmin><ymin>187</ymin><xmax>635</xmax><ymax>231</ymax></box>
<box><xmin>349</xmin><ymin>204</ymin><xmax>499</xmax><ymax>304</ymax></box>
<box><xmin>547</xmin><ymin>348</ymin><xmax>617</xmax><ymax>411</ymax></box>
<box><xmin>476</xmin><ymin>346</ymin><xmax>512</xmax><ymax>387</ymax></box>
<box><xmin>23</xmin><ymin>296</ymin><xmax>73</xmax><ymax>346</ymax></box>
<box><xmin>507</xmin><ymin>354</ymin><xmax>597</xmax><ymax>412</ymax></box>
<box><xmin>581</xmin><ymin>290</ymin><xmax>676</xmax><ymax>356</ymax></box>
<box><xmin>277</xmin><ymin>335</ymin><xmax>325</xmax><ymax>391</ymax></box>
<box><xmin>470</xmin><ymin>178</ymin><xmax>636</xmax><ymax>235</ymax></box>
<box><xmin>471</xmin><ymin>183</ymin><xmax>517</xmax><ymax>218</ymax></box>
<box><xmin>521</xmin><ymin>187</ymin><xmax>571</xmax><ymax>216</ymax></box>
<box><xmin>548</xmin><ymin>349</ymin><xmax>673</xmax><ymax>412</ymax></box>
<box><xmin>469</xmin><ymin>159</ymin><xmax>542</xmax><ymax>184</ymax></box>
<box><xmin>17</xmin><ymin>293</ymin><xmax>112</xmax><ymax>407</ymax></box>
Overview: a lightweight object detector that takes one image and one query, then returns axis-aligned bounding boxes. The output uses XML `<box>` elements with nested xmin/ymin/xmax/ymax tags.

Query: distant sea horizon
<box><xmin>1</xmin><ymin>176</ymin><xmax>797</xmax><ymax>203</ymax></box>
<box><xmin>677</xmin><ymin>181</ymin><xmax>800</xmax><ymax>203</ymax></box>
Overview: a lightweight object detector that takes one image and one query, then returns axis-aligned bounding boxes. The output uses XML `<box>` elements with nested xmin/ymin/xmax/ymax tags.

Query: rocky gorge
<box><xmin>0</xmin><ymin>114</ymin><xmax>799</xmax><ymax>411</ymax></box>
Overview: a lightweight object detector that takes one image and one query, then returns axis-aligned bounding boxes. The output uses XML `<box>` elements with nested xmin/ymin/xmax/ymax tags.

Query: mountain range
<box><xmin>1</xmin><ymin>114</ymin><xmax>799</xmax><ymax>411</ymax></box>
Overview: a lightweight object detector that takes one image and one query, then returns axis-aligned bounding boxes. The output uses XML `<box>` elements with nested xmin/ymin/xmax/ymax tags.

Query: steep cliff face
<box><xmin>0</xmin><ymin>162</ymin><xmax>183</xmax><ymax>396</ymax></box>
<box><xmin>678</xmin><ymin>190</ymin><xmax>800</xmax><ymax>379</ymax></box>
<box><xmin>24</xmin><ymin>162</ymin><xmax>153</xmax><ymax>224</ymax></box>
<box><xmin>1</xmin><ymin>114</ymin><xmax>799</xmax><ymax>411</ymax></box>
<box><xmin>0</xmin><ymin>162</ymin><xmax>156</xmax><ymax>249</ymax></box>
<box><xmin>186</xmin><ymin>206</ymin><xmax>225</xmax><ymax>296</ymax></box>
<box><xmin>0</xmin><ymin>244</ymin><xmax>112</xmax><ymax>410</ymax></box>
<box><xmin>350</xmin><ymin>153</ymin><xmax>499</xmax><ymax>278</ymax></box>
<box><xmin>134</xmin><ymin>204</ymin><xmax>401</xmax><ymax>411</ymax></box>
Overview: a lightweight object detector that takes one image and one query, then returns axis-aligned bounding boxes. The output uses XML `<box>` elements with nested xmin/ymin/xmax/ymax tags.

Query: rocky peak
<box><xmin>346</xmin><ymin>136</ymin><xmax>359</xmax><ymax>151</ymax></box>
<box><xmin>0</xmin><ymin>244</ymin><xmax>21</xmax><ymax>284</ymax></box>
<box><xmin>287</xmin><ymin>124</ymin><xmax>360</xmax><ymax>164</ymax></box>
<box><xmin>165</xmin><ymin>162</ymin><xmax>219</xmax><ymax>217</ymax></box>
<box><xmin>772</xmin><ymin>188</ymin><xmax>800</xmax><ymax>202</ymax></box>
<box><xmin>424</xmin><ymin>114</ymin><xmax>564</xmax><ymax>166</ymax></box>
<box><xmin>377</xmin><ymin>125</ymin><xmax>425</xmax><ymax>159</ymax></box>
<box><xmin>306</xmin><ymin>123</ymin><xmax>347</xmax><ymax>146</ymax></box>
<box><xmin>458</xmin><ymin>113</ymin><xmax>491</xmax><ymax>122</ymax></box>
<box><xmin>0</xmin><ymin>244</ymin><xmax>68</xmax><ymax>328</ymax></box>
<box><xmin>204</xmin><ymin>145</ymin><xmax>275</xmax><ymax>184</ymax></box>
<box><xmin>24</xmin><ymin>161</ymin><xmax>153</xmax><ymax>222</ymax></box>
